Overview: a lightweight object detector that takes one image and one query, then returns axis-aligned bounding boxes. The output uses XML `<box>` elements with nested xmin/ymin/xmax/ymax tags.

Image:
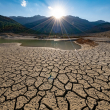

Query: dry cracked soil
<box><xmin>0</xmin><ymin>42</ymin><xmax>110</xmax><ymax>110</ymax></box>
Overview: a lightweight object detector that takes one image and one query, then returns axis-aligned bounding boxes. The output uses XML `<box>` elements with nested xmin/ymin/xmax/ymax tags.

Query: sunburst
<box><xmin>48</xmin><ymin>6</ymin><xmax>65</xmax><ymax>19</ymax></box>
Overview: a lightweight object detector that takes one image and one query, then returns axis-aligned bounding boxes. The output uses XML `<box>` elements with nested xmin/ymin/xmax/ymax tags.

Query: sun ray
<box><xmin>60</xmin><ymin>20</ymin><xmax>75</xmax><ymax>50</ymax></box>
<box><xmin>49</xmin><ymin>19</ymin><xmax>56</xmax><ymax>47</ymax></box>
<box><xmin>59</xmin><ymin>20</ymin><xmax>68</xmax><ymax>49</ymax></box>
<box><xmin>40</xmin><ymin>19</ymin><xmax>56</xmax><ymax>46</ymax></box>
<box><xmin>64</xmin><ymin>18</ymin><xmax>88</xmax><ymax>30</ymax></box>
<box><xmin>24</xmin><ymin>17</ymin><xmax>54</xmax><ymax>33</ymax></box>
<box><xmin>31</xmin><ymin>17</ymin><xmax>53</xmax><ymax>30</ymax></box>
<box><xmin>62</xmin><ymin>17</ymin><xmax>88</xmax><ymax>35</ymax></box>
<box><xmin>36</xmin><ymin>17</ymin><xmax>54</xmax><ymax>33</ymax></box>
<box><xmin>49</xmin><ymin>19</ymin><xmax>56</xmax><ymax>37</ymax></box>
<box><xmin>44</xmin><ymin>18</ymin><xmax>56</xmax><ymax>47</ymax></box>
<box><xmin>31</xmin><ymin>17</ymin><xmax>53</xmax><ymax>31</ymax></box>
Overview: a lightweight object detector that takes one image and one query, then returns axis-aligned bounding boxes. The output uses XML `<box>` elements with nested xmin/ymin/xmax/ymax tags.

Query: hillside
<box><xmin>9</xmin><ymin>15</ymin><xmax>46</xmax><ymax>25</ymax></box>
<box><xmin>0</xmin><ymin>15</ymin><xmax>37</xmax><ymax>34</ymax></box>
<box><xmin>64</xmin><ymin>16</ymin><xmax>106</xmax><ymax>31</ymax></box>
<box><xmin>86</xmin><ymin>23</ymin><xmax>110</xmax><ymax>33</ymax></box>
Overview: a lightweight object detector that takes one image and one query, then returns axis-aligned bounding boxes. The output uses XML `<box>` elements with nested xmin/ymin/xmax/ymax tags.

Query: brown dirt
<box><xmin>76</xmin><ymin>38</ymin><xmax>98</xmax><ymax>47</ymax></box>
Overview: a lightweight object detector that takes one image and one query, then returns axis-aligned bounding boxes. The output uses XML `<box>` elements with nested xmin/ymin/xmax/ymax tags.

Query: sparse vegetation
<box><xmin>0</xmin><ymin>15</ymin><xmax>38</xmax><ymax>34</ymax></box>
<box><xmin>76</xmin><ymin>38</ymin><xmax>98</xmax><ymax>47</ymax></box>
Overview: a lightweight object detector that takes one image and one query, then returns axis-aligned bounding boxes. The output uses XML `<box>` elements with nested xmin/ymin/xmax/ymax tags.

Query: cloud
<box><xmin>39</xmin><ymin>0</ymin><xmax>48</xmax><ymax>6</ymax></box>
<box><xmin>21</xmin><ymin>0</ymin><xmax>27</xmax><ymax>7</ymax></box>
<box><xmin>48</xmin><ymin>6</ymin><xmax>53</xmax><ymax>10</ymax></box>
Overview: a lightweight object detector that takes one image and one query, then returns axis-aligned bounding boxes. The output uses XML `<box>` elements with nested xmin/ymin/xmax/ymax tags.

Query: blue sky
<box><xmin>0</xmin><ymin>0</ymin><xmax>110</xmax><ymax>22</ymax></box>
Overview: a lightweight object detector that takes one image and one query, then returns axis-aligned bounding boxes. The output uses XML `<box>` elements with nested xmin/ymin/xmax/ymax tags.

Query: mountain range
<box><xmin>23</xmin><ymin>16</ymin><xmax>109</xmax><ymax>35</ymax></box>
<box><xmin>0</xmin><ymin>15</ymin><xmax>110</xmax><ymax>35</ymax></box>
<box><xmin>9</xmin><ymin>15</ymin><xmax>46</xmax><ymax>25</ymax></box>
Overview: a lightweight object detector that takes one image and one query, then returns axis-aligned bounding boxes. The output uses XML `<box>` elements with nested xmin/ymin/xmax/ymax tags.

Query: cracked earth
<box><xmin>0</xmin><ymin>42</ymin><xmax>110</xmax><ymax>110</ymax></box>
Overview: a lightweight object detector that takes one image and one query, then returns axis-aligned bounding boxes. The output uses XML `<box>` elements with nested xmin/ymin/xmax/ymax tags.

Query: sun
<box><xmin>53</xmin><ymin>7</ymin><xmax>65</xmax><ymax>19</ymax></box>
<box><xmin>49</xmin><ymin>6</ymin><xmax>65</xmax><ymax>19</ymax></box>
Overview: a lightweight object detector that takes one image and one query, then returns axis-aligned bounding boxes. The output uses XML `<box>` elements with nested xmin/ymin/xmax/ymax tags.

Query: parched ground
<box><xmin>0</xmin><ymin>42</ymin><xmax>110</xmax><ymax>110</ymax></box>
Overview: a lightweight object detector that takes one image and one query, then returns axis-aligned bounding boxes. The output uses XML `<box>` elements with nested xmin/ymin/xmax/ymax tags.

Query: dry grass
<box><xmin>76</xmin><ymin>38</ymin><xmax>98</xmax><ymax>47</ymax></box>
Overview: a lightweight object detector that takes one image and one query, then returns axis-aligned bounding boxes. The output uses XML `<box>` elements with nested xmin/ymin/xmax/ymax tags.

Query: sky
<box><xmin>0</xmin><ymin>0</ymin><xmax>110</xmax><ymax>22</ymax></box>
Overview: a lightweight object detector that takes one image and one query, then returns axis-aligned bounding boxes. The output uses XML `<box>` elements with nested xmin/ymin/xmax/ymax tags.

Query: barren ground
<box><xmin>0</xmin><ymin>39</ymin><xmax>110</xmax><ymax>110</ymax></box>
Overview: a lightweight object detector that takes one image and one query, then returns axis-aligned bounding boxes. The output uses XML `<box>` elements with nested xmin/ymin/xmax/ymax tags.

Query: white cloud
<box><xmin>21</xmin><ymin>0</ymin><xmax>27</xmax><ymax>7</ymax></box>
<box><xmin>48</xmin><ymin>6</ymin><xmax>53</xmax><ymax>10</ymax></box>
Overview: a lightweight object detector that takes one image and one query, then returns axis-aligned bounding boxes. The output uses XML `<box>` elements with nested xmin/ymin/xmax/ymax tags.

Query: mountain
<box><xmin>86</xmin><ymin>23</ymin><xmax>110</xmax><ymax>33</ymax></box>
<box><xmin>24</xmin><ymin>16</ymin><xmax>107</xmax><ymax>35</ymax></box>
<box><xmin>24</xmin><ymin>17</ymin><xmax>83</xmax><ymax>35</ymax></box>
<box><xmin>9</xmin><ymin>15</ymin><xmax>46</xmax><ymax>25</ymax></box>
<box><xmin>0</xmin><ymin>15</ymin><xmax>37</xmax><ymax>34</ymax></box>
<box><xmin>64</xmin><ymin>16</ymin><xmax>106</xmax><ymax>31</ymax></box>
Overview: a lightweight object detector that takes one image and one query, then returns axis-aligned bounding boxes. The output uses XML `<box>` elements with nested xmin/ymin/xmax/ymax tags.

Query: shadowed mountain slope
<box><xmin>86</xmin><ymin>23</ymin><xmax>110</xmax><ymax>33</ymax></box>
<box><xmin>0</xmin><ymin>15</ymin><xmax>37</xmax><ymax>34</ymax></box>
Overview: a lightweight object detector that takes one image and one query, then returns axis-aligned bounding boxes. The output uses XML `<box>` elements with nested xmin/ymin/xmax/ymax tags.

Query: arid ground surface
<box><xmin>0</xmin><ymin>39</ymin><xmax>110</xmax><ymax>110</ymax></box>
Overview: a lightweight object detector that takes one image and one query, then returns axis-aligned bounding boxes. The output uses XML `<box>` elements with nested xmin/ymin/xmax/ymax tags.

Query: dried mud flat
<box><xmin>0</xmin><ymin>42</ymin><xmax>110</xmax><ymax>110</ymax></box>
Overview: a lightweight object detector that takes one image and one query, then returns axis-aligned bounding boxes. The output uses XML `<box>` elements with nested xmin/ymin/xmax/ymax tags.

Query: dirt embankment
<box><xmin>76</xmin><ymin>38</ymin><xmax>98</xmax><ymax>47</ymax></box>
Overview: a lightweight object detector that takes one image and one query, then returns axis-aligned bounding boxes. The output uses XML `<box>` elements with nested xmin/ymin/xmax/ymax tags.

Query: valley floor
<box><xmin>0</xmin><ymin>40</ymin><xmax>110</xmax><ymax>110</ymax></box>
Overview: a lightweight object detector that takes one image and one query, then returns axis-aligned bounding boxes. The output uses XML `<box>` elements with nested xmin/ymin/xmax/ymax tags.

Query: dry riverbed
<box><xmin>0</xmin><ymin>40</ymin><xmax>110</xmax><ymax>110</ymax></box>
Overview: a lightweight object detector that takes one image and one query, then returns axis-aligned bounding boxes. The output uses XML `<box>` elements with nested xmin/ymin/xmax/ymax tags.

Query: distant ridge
<box><xmin>64</xmin><ymin>16</ymin><xmax>106</xmax><ymax>31</ymax></box>
<box><xmin>9</xmin><ymin>15</ymin><xmax>46</xmax><ymax>25</ymax></box>
<box><xmin>86</xmin><ymin>23</ymin><xmax>110</xmax><ymax>33</ymax></box>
